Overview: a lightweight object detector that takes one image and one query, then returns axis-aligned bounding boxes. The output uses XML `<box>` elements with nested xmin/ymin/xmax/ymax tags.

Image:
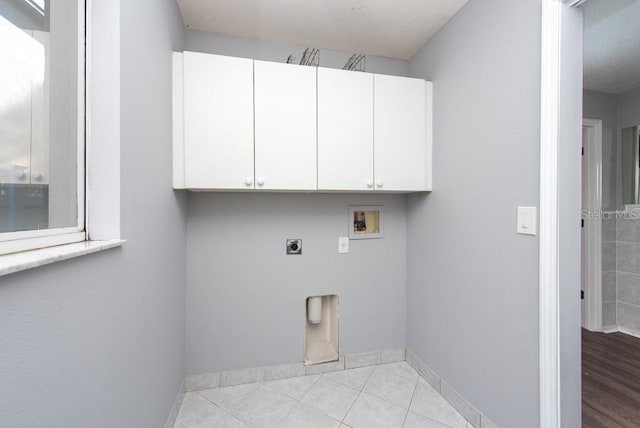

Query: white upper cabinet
<box><xmin>317</xmin><ymin>68</ymin><xmax>374</xmax><ymax>191</ymax></box>
<box><xmin>173</xmin><ymin>51</ymin><xmax>432</xmax><ymax>193</ymax></box>
<box><xmin>183</xmin><ymin>52</ymin><xmax>255</xmax><ymax>189</ymax></box>
<box><xmin>374</xmin><ymin>74</ymin><xmax>432</xmax><ymax>192</ymax></box>
<box><xmin>254</xmin><ymin>60</ymin><xmax>317</xmax><ymax>191</ymax></box>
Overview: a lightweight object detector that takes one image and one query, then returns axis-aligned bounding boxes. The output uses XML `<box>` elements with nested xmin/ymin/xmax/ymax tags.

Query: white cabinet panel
<box><xmin>374</xmin><ymin>74</ymin><xmax>428</xmax><ymax>192</ymax></box>
<box><xmin>254</xmin><ymin>60</ymin><xmax>317</xmax><ymax>190</ymax></box>
<box><xmin>183</xmin><ymin>52</ymin><xmax>254</xmax><ymax>189</ymax></box>
<box><xmin>318</xmin><ymin>68</ymin><xmax>374</xmax><ymax>191</ymax></box>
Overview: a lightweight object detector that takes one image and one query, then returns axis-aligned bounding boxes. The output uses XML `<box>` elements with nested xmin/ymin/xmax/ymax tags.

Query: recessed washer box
<box><xmin>305</xmin><ymin>295</ymin><xmax>339</xmax><ymax>365</ymax></box>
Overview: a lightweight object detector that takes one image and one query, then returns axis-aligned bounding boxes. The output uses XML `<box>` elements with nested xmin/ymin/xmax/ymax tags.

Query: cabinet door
<box><xmin>254</xmin><ymin>61</ymin><xmax>317</xmax><ymax>190</ymax></box>
<box><xmin>374</xmin><ymin>75</ymin><xmax>428</xmax><ymax>191</ymax></box>
<box><xmin>183</xmin><ymin>52</ymin><xmax>254</xmax><ymax>189</ymax></box>
<box><xmin>317</xmin><ymin>68</ymin><xmax>374</xmax><ymax>191</ymax></box>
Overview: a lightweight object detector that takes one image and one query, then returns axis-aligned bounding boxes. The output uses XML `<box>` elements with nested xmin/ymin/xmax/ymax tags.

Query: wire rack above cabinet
<box><xmin>343</xmin><ymin>54</ymin><xmax>366</xmax><ymax>72</ymax></box>
<box><xmin>286</xmin><ymin>47</ymin><xmax>320</xmax><ymax>67</ymax></box>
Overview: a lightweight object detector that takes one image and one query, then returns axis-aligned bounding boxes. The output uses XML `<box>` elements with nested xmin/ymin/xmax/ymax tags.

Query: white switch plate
<box><xmin>517</xmin><ymin>207</ymin><xmax>537</xmax><ymax>235</ymax></box>
<box><xmin>338</xmin><ymin>237</ymin><xmax>349</xmax><ymax>254</ymax></box>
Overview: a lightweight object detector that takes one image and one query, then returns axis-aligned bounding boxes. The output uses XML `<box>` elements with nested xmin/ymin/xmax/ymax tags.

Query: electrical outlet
<box><xmin>286</xmin><ymin>239</ymin><xmax>302</xmax><ymax>255</ymax></box>
<box><xmin>338</xmin><ymin>237</ymin><xmax>349</xmax><ymax>254</ymax></box>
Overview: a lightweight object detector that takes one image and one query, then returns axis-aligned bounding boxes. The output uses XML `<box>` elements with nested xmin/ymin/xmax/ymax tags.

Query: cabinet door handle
<box><xmin>256</xmin><ymin>177</ymin><xmax>265</xmax><ymax>186</ymax></box>
<box><xmin>366</xmin><ymin>180</ymin><xmax>373</xmax><ymax>188</ymax></box>
<box><xmin>245</xmin><ymin>177</ymin><xmax>253</xmax><ymax>186</ymax></box>
<box><xmin>376</xmin><ymin>180</ymin><xmax>383</xmax><ymax>188</ymax></box>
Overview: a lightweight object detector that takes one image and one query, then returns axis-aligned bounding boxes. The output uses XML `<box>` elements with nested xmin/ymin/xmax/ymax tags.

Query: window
<box><xmin>0</xmin><ymin>0</ymin><xmax>85</xmax><ymax>255</ymax></box>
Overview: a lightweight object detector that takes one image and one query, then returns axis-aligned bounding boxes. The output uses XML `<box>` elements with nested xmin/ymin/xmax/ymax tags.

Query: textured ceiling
<box><xmin>584</xmin><ymin>0</ymin><xmax>640</xmax><ymax>94</ymax></box>
<box><xmin>176</xmin><ymin>0</ymin><xmax>468</xmax><ymax>60</ymax></box>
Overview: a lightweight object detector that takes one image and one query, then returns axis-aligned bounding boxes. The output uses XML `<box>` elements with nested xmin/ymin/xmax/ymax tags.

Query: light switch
<box><xmin>517</xmin><ymin>207</ymin><xmax>537</xmax><ymax>236</ymax></box>
<box><xmin>338</xmin><ymin>237</ymin><xmax>349</xmax><ymax>254</ymax></box>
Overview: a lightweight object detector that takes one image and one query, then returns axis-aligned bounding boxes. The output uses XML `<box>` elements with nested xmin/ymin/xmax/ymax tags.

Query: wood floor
<box><xmin>582</xmin><ymin>329</ymin><xmax>640</xmax><ymax>427</ymax></box>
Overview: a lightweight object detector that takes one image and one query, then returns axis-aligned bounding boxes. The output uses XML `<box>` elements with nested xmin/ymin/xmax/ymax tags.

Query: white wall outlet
<box><xmin>517</xmin><ymin>207</ymin><xmax>537</xmax><ymax>235</ymax></box>
<box><xmin>338</xmin><ymin>237</ymin><xmax>349</xmax><ymax>254</ymax></box>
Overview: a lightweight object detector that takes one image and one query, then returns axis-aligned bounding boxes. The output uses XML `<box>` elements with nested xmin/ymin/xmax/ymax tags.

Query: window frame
<box><xmin>0</xmin><ymin>0</ymin><xmax>87</xmax><ymax>256</ymax></box>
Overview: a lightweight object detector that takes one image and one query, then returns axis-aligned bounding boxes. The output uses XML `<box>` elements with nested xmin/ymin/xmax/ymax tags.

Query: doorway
<box><xmin>581</xmin><ymin>119</ymin><xmax>603</xmax><ymax>332</ymax></box>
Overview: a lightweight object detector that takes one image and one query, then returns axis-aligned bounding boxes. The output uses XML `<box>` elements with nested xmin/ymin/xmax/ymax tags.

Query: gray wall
<box><xmin>406</xmin><ymin>0</ymin><xmax>542</xmax><ymax>426</ymax></box>
<box><xmin>186</xmin><ymin>193</ymin><xmax>407</xmax><ymax>373</ymax></box>
<box><xmin>0</xmin><ymin>1</ymin><xmax>187</xmax><ymax>427</ymax></box>
<box><xmin>584</xmin><ymin>87</ymin><xmax>640</xmax><ymax>210</ymax></box>
<box><xmin>584</xmin><ymin>90</ymin><xmax>619</xmax><ymax>210</ymax></box>
<box><xmin>617</xmin><ymin>87</ymin><xmax>640</xmax><ymax>135</ymax></box>
<box><xmin>186</xmin><ymin>30</ymin><xmax>409</xmax><ymax>76</ymax></box>
<box><xmin>183</xmin><ymin>32</ymin><xmax>410</xmax><ymax>375</ymax></box>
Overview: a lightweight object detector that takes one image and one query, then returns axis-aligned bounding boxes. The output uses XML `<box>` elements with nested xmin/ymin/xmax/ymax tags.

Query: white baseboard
<box><xmin>618</xmin><ymin>325</ymin><xmax>640</xmax><ymax>339</ymax></box>
<box><xmin>599</xmin><ymin>324</ymin><xmax>640</xmax><ymax>339</ymax></box>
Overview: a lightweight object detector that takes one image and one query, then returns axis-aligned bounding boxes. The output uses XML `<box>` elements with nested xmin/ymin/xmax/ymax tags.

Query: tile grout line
<box><xmin>338</xmin><ymin>364</ymin><xmax>377</xmax><ymax>425</ymax></box>
<box><xmin>178</xmin><ymin>358</ymin><xmax>465</xmax><ymax>428</ymax></box>
<box><xmin>291</xmin><ymin>373</ymin><xmax>345</xmax><ymax>426</ymax></box>
<box><xmin>297</xmin><ymin>373</ymin><xmax>323</xmax><ymax>402</ymax></box>
<box><xmin>225</xmin><ymin>385</ymin><xmax>264</xmax><ymax>427</ymax></box>
<box><xmin>340</xmin><ymin>388</ymin><xmax>363</xmax><ymax>425</ymax></box>
<box><xmin>401</xmin><ymin>377</ymin><xmax>420</xmax><ymax>428</ymax></box>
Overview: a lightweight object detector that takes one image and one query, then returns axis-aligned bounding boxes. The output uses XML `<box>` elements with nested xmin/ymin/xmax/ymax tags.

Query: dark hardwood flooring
<box><xmin>583</xmin><ymin>329</ymin><xmax>640</xmax><ymax>427</ymax></box>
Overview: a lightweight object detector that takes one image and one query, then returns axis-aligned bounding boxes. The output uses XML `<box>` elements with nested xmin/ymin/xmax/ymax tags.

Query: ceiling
<box><xmin>176</xmin><ymin>0</ymin><xmax>469</xmax><ymax>60</ymax></box>
<box><xmin>583</xmin><ymin>0</ymin><xmax>640</xmax><ymax>94</ymax></box>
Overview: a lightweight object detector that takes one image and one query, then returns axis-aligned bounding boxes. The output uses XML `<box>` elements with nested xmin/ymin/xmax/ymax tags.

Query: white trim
<box><xmin>0</xmin><ymin>239</ymin><xmax>124</xmax><ymax>276</ymax></box>
<box><xmin>0</xmin><ymin>226</ymin><xmax>84</xmax><ymax>243</ymax></box>
<box><xmin>0</xmin><ymin>0</ymin><xmax>87</xmax><ymax>255</ymax></box>
<box><xmin>539</xmin><ymin>1</ymin><xmax>562</xmax><ymax>427</ymax></box>
<box><xmin>564</xmin><ymin>0</ymin><xmax>588</xmax><ymax>7</ymax></box>
<box><xmin>76</xmin><ymin>0</ymin><xmax>86</xmax><ymax>231</ymax></box>
<box><xmin>582</xmin><ymin>118</ymin><xmax>603</xmax><ymax>331</ymax></box>
<box><xmin>0</xmin><ymin>232</ymin><xmax>86</xmax><ymax>256</ymax></box>
<box><xmin>85</xmin><ymin>0</ymin><xmax>121</xmax><ymax>240</ymax></box>
<box><xmin>602</xmin><ymin>325</ymin><xmax>640</xmax><ymax>339</ymax></box>
<box><xmin>619</xmin><ymin>326</ymin><xmax>640</xmax><ymax>339</ymax></box>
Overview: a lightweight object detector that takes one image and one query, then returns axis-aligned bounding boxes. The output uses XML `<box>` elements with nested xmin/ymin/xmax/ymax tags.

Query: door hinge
<box><xmin>581</xmin><ymin>219</ymin><xmax>584</xmax><ymax>228</ymax></box>
<box><xmin>582</xmin><ymin>146</ymin><xmax>584</xmax><ymax>156</ymax></box>
<box><xmin>581</xmin><ymin>290</ymin><xmax>584</xmax><ymax>300</ymax></box>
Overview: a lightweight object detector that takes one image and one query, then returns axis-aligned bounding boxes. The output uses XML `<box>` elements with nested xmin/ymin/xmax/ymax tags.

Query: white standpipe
<box><xmin>307</xmin><ymin>296</ymin><xmax>323</xmax><ymax>325</ymax></box>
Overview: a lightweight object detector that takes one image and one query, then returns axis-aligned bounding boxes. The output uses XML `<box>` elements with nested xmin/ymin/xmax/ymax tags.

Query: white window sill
<box><xmin>0</xmin><ymin>239</ymin><xmax>126</xmax><ymax>277</ymax></box>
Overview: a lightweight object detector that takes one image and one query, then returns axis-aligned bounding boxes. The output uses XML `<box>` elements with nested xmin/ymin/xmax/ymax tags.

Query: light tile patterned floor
<box><xmin>174</xmin><ymin>362</ymin><xmax>473</xmax><ymax>428</ymax></box>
